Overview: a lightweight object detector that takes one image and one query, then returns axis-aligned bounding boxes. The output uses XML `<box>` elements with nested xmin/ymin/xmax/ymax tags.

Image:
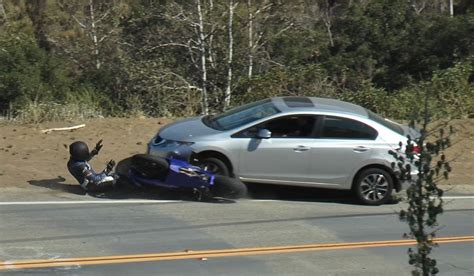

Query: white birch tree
<box><xmin>56</xmin><ymin>0</ymin><xmax>126</xmax><ymax>70</ymax></box>
<box><xmin>0</xmin><ymin>0</ymin><xmax>7</xmax><ymax>24</ymax></box>
<box><xmin>142</xmin><ymin>0</ymin><xmax>233</xmax><ymax>114</ymax></box>
<box><xmin>224</xmin><ymin>0</ymin><xmax>237</xmax><ymax>109</ymax></box>
<box><xmin>245</xmin><ymin>0</ymin><xmax>293</xmax><ymax>87</ymax></box>
<box><xmin>196</xmin><ymin>0</ymin><xmax>210</xmax><ymax>114</ymax></box>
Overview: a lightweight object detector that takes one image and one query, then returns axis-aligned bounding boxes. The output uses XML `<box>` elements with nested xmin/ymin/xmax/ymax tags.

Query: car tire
<box><xmin>211</xmin><ymin>175</ymin><xmax>247</xmax><ymax>199</ymax></box>
<box><xmin>131</xmin><ymin>154</ymin><xmax>170</xmax><ymax>178</ymax></box>
<box><xmin>353</xmin><ymin>168</ymin><xmax>393</xmax><ymax>206</ymax></box>
<box><xmin>200</xmin><ymin>157</ymin><xmax>230</xmax><ymax>176</ymax></box>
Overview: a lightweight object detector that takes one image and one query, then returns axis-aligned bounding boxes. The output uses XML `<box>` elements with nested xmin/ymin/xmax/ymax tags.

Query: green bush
<box><xmin>429</xmin><ymin>62</ymin><xmax>474</xmax><ymax>118</ymax></box>
<box><xmin>0</xmin><ymin>35</ymin><xmax>73</xmax><ymax>111</ymax></box>
<box><xmin>338</xmin><ymin>62</ymin><xmax>474</xmax><ymax>121</ymax></box>
<box><xmin>11</xmin><ymin>88</ymin><xmax>107</xmax><ymax>123</ymax></box>
<box><xmin>234</xmin><ymin>65</ymin><xmax>338</xmax><ymax>107</ymax></box>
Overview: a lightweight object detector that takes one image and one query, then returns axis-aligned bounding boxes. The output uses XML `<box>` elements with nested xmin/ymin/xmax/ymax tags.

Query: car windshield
<box><xmin>366</xmin><ymin>109</ymin><xmax>404</xmax><ymax>135</ymax></box>
<box><xmin>203</xmin><ymin>99</ymin><xmax>281</xmax><ymax>131</ymax></box>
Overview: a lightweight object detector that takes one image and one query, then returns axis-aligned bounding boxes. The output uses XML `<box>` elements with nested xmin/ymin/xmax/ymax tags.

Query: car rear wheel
<box><xmin>199</xmin><ymin>157</ymin><xmax>230</xmax><ymax>176</ymax></box>
<box><xmin>353</xmin><ymin>168</ymin><xmax>393</xmax><ymax>205</ymax></box>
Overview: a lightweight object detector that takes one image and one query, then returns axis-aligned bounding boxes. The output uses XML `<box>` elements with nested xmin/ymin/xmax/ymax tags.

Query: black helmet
<box><xmin>69</xmin><ymin>141</ymin><xmax>90</xmax><ymax>161</ymax></box>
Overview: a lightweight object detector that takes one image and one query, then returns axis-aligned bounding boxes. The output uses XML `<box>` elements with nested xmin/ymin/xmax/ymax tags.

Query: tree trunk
<box><xmin>224</xmin><ymin>0</ymin><xmax>235</xmax><ymax>109</ymax></box>
<box><xmin>26</xmin><ymin>0</ymin><xmax>50</xmax><ymax>51</ymax></box>
<box><xmin>207</xmin><ymin>0</ymin><xmax>216</xmax><ymax>69</ymax></box>
<box><xmin>196</xmin><ymin>0</ymin><xmax>209</xmax><ymax>115</ymax></box>
<box><xmin>247</xmin><ymin>0</ymin><xmax>254</xmax><ymax>81</ymax></box>
<box><xmin>323</xmin><ymin>0</ymin><xmax>334</xmax><ymax>47</ymax></box>
<box><xmin>89</xmin><ymin>0</ymin><xmax>101</xmax><ymax>70</ymax></box>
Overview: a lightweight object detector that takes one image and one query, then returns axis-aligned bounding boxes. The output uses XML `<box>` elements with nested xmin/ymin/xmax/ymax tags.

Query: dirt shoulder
<box><xmin>0</xmin><ymin>117</ymin><xmax>473</xmax><ymax>197</ymax></box>
<box><xmin>0</xmin><ymin>117</ymin><xmax>171</xmax><ymax>196</ymax></box>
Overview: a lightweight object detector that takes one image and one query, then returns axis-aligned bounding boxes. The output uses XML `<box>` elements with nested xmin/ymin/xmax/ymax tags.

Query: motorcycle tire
<box><xmin>131</xmin><ymin>154</ymin><xmax>170</xmax><ymax>179</ymax></box>
<box><xmin>211</xmin><ymin>175</ymin><xmax>248</xmax><ymax>199</ymax></box>
<box><xmin>115</xmin><ymin>157</ymin><xmax>132</xmax><ymax>176</ymax></box>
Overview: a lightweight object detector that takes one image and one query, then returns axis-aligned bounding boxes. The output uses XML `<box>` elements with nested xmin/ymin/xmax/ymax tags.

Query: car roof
<box><xmin>271</xmin><ymin>96</ymin><xmax>369</xmax><ymax>118</ymax></box>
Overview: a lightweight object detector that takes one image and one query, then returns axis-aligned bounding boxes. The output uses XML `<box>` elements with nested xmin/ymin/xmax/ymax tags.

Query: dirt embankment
<box><xmin>0</xmin><ymin>118</ymin><xmax>171</xmax><ymax>191</ymax></box>
<box><xmin>0</xmin><ymin>118</ymin><xmax>473</xmax><ymax>193</ymax></box>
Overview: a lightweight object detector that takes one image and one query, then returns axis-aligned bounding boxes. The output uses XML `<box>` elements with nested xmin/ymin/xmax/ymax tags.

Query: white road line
<box><xmin>0</xmin><ymin>200</ymin><xmax>181</xmax><ymax>205</ymax></box>
<box><xmin>0</xmin><ymin>196</ymin><xmax>472</xmax><ymax>206</ymax></box>
<box><xmin>441</xmin><ymin>196</ymin><xmax>474</xmax><ymax>199</ymax></box>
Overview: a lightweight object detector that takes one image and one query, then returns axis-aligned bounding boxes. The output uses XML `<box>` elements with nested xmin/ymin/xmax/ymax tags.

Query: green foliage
<box><xmin>121</xmin><ymin>57</ymin><xmax>202</xmax><ymax>117</ymax></box>
<box><xmin>429</xmin><ymin>62</ymin><xmax>474</xmax><ymax>118</ymax></box>
<box><xmin>234</xmin><ymin>65</ymin><xmax>338</xmax><ymax>106</ymax></box>
<box><xmin>0</xmin><ymin>0</ymin><xmax>473</xmax><ymax>120</ymax></box>
<box><xmin>0</xmin><ymin>34</ymin><xmax>73</xmax><ymax>111</ymax></box>
<box><xmin>328</xmin><ymin>0</ymin><xmax>422</xmax><ymax>90</ymax></box>
<box><xmin>392</xmin><ymin>62</ymin><xmax>474</xmax><ymax>121</ymax></box>
<box><xmin>339</xmin><ymin>83</ymin><xmax>391</xmax><ymax>115</ymax></box>
<box><xmin>336</xmin><ymin>62</ymin><xmax>474</xmax><ymax>121</ymax></box>
<box><xmin>10</xmin><ymin>87</ymin><xmax>110</xmax><ymax>123</ymax></box>
<box><xmin>423</xmin><ymin>12</ymin><xmax>474</xmax><ymax>70</ymax></box>
<box><xmin>390</xmin><ymin>114</ymin><xmax>454</xmax><ymax>275</ymax></box>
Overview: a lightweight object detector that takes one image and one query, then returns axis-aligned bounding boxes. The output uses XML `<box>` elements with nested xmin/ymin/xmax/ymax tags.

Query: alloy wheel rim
<box><xmin>360</xmin><ymin>173</ymin><xmax>389</xmax><ymax>202</ymax></box>
<box><xmin>203</xmin><ymin>162</ymin><xmax>219</xmax><ymax>173</ymax></box>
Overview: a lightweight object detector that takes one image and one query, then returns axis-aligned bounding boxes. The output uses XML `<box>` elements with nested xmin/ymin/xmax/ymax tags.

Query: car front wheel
<box><xmin>199</xmin><ymin>157</ymin><xmax>230</xmax><ymax>177</ymax></box>
<box><xmin>353</xmin><ymin>168</ymin><xmax>393</xmax><ymax>205</ymax></box>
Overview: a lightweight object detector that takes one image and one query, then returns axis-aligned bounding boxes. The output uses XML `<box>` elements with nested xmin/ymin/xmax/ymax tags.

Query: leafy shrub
<box><xmin>339</xmin><ymin>62</ymin><xmax>474</xmax><ymax>121</ymax></box>
<box><xmin>0</xmin><ymin>35</ymin><xmax>73</xmax><ymax>112</ymax></box>
<box><xmin>11</xmin><ymin>88</ymin><xmax>107</xmax><ymax>123</ymax></box>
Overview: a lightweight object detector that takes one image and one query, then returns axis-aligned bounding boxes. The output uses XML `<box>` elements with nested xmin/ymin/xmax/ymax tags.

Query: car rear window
<box><xmin>321</xmin><ymin>116</ymin><xmax>378</xmax><ymax>140</ymax></box>
<box><xmin>366</xmin><ymin>109</ymin><xmax>404</xmax><ymax>135</ymax></box>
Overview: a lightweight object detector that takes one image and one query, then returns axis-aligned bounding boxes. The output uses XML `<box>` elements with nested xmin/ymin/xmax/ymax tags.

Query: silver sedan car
<box><xmin>148</xmin><ymin>97</ymin><xmax>419</xmax><ymax>205</ymax></box>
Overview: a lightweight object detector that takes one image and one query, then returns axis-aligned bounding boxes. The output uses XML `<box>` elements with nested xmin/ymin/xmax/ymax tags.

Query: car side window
<box><xmin>232</xmin><ymin>115</ymin><xmax>317</xmax><ymax>138</ymax></box>
<box><xmin>320</xmin><ymin>116</ymin><xmax>378</xmax><ymax>140</ymax></box>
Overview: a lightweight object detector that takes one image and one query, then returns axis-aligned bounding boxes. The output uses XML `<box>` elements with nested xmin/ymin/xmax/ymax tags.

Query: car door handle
<box><xmin>293</xmin><ymin>145</ymin><xmax>310</xmax><ymax>152</ymax></box>
<box><xmin>353</xmin><ymin>146</ymin><xmax>369</xmax><ymax>152</ymax></box>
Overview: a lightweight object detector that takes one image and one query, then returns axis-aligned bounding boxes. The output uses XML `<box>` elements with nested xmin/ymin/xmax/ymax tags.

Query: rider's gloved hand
<box><xmin>90</xmin><ymin>139</ymin><xmax>103</xmax><ymax>156</ymax></box>
<box><xmin>105</xmin><ymin>159</ymin><xmax>116</xmax><ymax>174</ymax></box>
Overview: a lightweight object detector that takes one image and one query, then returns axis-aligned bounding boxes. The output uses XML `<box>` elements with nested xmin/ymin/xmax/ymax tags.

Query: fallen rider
<box><xmin>67</xmin><ymin>139</ymin><xmax>117</xmax><ymax>193</ymax></box>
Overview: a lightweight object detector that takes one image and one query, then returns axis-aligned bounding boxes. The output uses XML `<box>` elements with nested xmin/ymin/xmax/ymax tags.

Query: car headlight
<box><xmin>152</xmin><ymin>135</ymin><xmax>194</xmax><ymax>147</ymax></box>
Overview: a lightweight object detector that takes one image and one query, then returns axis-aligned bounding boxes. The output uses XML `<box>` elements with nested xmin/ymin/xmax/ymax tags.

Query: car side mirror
<box><xmin>257</xmin><ymin>129</ymin><xmax>271</xmax><ymax>139</ymax></box>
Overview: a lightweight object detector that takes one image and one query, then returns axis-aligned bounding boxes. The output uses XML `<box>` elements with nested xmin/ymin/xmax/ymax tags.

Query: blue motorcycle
<box><xmin>117</xmin><ymin>151</ymin><xmax>247</xmax><ymax>201</ymax></box>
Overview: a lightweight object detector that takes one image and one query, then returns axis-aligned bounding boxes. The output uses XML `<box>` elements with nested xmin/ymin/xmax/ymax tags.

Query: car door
<box><xmin>232</xmin><ymin>115</ymin><xmax>318</xmax><ymax>183</ymax></box>
<box><xmin>307</xmin><ymin>115</ymin><xmax>379</xmax><ymax>187</ymax></box>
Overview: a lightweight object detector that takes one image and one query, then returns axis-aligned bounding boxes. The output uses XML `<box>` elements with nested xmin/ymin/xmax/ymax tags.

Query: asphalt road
<box><xmin>0</xmin><ymin>186</ymin><xmax>473</xmax><ymax>275</ymax></box>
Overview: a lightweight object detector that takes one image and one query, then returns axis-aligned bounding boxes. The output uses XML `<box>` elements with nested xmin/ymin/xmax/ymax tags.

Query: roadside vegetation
<box><xmin>0</xmin><ymin>0</ymin><xmax>472</xmax><ymax>123</ymax></box>
<box><xmin>390</xmin><ymin>101</ymin><xmax>454</xmax><ymax>275</ymax></box>
<box><xmin>0</xmin><ymin>1</ymin><xmax>473</xmax><ymax>274</ymax></box>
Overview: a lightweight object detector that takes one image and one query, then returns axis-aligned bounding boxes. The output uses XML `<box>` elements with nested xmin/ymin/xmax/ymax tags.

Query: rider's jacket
<box><xmin>67</xmin><ymin>158</ymin><xmax>109</xmax><ymax>190</ymax></box>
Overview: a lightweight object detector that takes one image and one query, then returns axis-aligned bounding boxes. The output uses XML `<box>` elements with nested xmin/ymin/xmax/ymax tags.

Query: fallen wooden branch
<box><xmin>41</xmin><ymin>124</ymin><xmax>86</xmax><ymax>134</ymax></box>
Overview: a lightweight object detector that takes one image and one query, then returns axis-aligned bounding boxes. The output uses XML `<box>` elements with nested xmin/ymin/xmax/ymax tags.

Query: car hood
<box><xmin>158</xmin><ymin>116</ymin><xmax>221</xmax><ymax>141</ymax></box>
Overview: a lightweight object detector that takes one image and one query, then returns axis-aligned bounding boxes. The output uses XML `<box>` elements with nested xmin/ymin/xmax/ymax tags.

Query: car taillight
<box><xmin>412</xmin><ymin>145</ymin><xmax>421</xmax><ymax>154</ymax></box>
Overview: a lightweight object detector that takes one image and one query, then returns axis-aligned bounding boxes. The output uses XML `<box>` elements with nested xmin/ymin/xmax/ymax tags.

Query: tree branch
<box><xmin>71</xmin><ymin>14</ymin><xmax>87</xmax><ymax>29</ymax></box>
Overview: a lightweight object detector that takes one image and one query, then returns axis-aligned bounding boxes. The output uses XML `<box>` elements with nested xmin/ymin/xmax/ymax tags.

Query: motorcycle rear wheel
<box><xmin>131</xmin><ymin>154</ymin><xmax>170</xmax><ymax>179</ymax></box>
<box><xmin>210</xmin><ymin>176</ymin><xmax>247</xmax><ymax>199</ymax></box>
